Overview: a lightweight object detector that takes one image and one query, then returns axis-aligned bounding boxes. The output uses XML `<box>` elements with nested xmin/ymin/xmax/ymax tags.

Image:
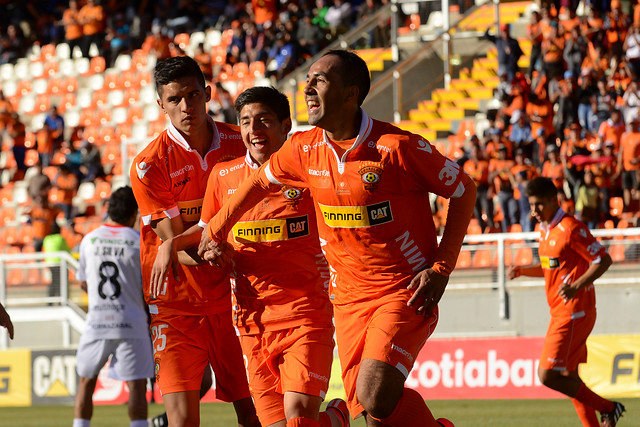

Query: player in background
<box><xmin>200</xmin><ymin>50</ymin><xmax>476</xmax><ymax>427</ymax></box>
<box><xmin>129</xmin><ymin>56</ymin><xmax>258</xmax><ymax>427</ymax></box>
<box><xmin>508</xmin><ymin>177</ymin><xmax>625</xmax><ymax>427</ymax></box>
<box><xmin>151</xmin><ymin>86</ymin><xmax>350</xmax><ymax>427</ymax></box>
<box><xmin>73</xmin><ymin>186</ymin><xmax>152</xmax><ymax>427</ymax></box>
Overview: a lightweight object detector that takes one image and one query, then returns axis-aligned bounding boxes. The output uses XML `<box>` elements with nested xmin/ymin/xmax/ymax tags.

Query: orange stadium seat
<box><xmin>212</xmin><ymin>46</ymin><xmax>226</xmax><ymax>65</ymax></box>
<box><xmin>91</xmin><ymin>89</ymin><xmax>108</xmax><ymax>109</ymax></box>
<box><xmin>4</xmin><ymin>226</ymin><xmax>18</xmax><ymax>246</ymax></box>
<box><xmin>43</xmin><ymin>60</ymin><xmax>59</xmax><ymax>78</ymax></box>
<box><xmin>18</xmin><ymin>224</ymin><xmax>35</xmax><ymax>247</ymax></box>
<box><xmin>63</xmin><ymin>76</ymin><xmax>78</xmax><ymax>93</ymax></box>
<box><xmin>513</xmin><ymin>247</ymin><xmax>534</xmax><ymax>266</ymax></box>
<box><xmin>87</xmin><ymin>56</ymin><xmax>106</xmax><ymax>75</ymax></box>
<box><xmin>120</xmin><ymin>70</ymin><xmax>138</xmax><ymax>90</ymax></box>
<box><xmin>218</xmin><ymin>64</ymin><xmax>233</xmax><ymax>81</ymax></box>
<box><xmin>249</xmin><ymin>60</ymin><xmax>266</xmax><ymax>78</ymax></box>
<box><xmin>79</xmin><ymin>110</ymin><xmax>97</xmax><ymax>127</ymax></box>
<box><xmin>47</xmin><ymin>77</ymin><xmax>63</xmax><ymax>95</ymax></box>
<box><xmin>51</xmin><ymin>151</ymin><xmax>67</xmax><ymax>166</ymax></box>
<box><xmin>610</xmin><ymin>197</ymin><xmax>624</xmax><ymax>218</ymax></box>
<box><xmin>59</xmin><ymin>93</ymin><xmax>77</xmax><ymax>113</ymax></box>
<box><xmin>0</xmin><ymin>207</ymin><xmax>15</xmax><ymax>227</ymax></box>
<box><xmin>137</xmin><ymin>69</ymin><xmax>152</xmax><ymax>87</ymax></box>
<box><xmin>100</xmin><ymin>126</ymin><xmax>116</xmax><ymax>145</ymax></box>
<box><xmin>456</xmin><ymin>250</ymin><xmax>472</xmax><ymax>269</ymax></box>
<box><xmin>24</xmin><ymin>149</ymin><xmax>39</xmax><ymax>167</ymax></box>
<box><xmin>174</xmin><ymin>33</ymin><xmax>190</xmax><ymax>50</ymax></box>
<box><xmin>131</xmin><ymin>50</ymin><xmax>148</xmax><ymax>70</ymax></box>
<box><xmin>233</xmin><ymin>62</ymin><xmax>249</xmax><ymax>80</ymax></box>
<box><xmin>97</xmin><ymin>109</ymin><xmax>112</xmax><ymax>126</ymax></box>
<box><xmin>472</xmin><ymin>248</ymin><xmax>493</xmax><ymax>268</ymax></box>
<box><xmin>104</xmin><ymin>73</ymin><xmax>120</xmax><ymax>90</ymax></box>
<box><xmin>115</xmin><ymin>124</ymin><xmax>132</xmax><ymax>142</ymax></box>
<box><xmin>221</xmin><ymin>29</ymin><xmax>233</xmax><ymax>47</ymax></box>
<box><xmin>17</xmin><ymin>80</ymin><xmax>32</xmax><ymax>96</ymax></box>
<box><xmin>34</xmin><ymin>94</ymin><xmax>50</xmax><ymax>113</ymax></box>
<box><xmin>40</xmin><ymin>44</ymin><xmax>56</xmax><ymax>61</ymax></box>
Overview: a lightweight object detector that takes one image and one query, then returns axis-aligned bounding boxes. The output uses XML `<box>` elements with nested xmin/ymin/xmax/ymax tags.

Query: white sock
<box><xmin>130</xmin><ymin>420</ymin><xmax>149</xmax><ymax>427</ymax></box>
<box><xmin>72</xmin><ymin>419</ymin><xmax>90</xmax><ymax>427</ymax></box>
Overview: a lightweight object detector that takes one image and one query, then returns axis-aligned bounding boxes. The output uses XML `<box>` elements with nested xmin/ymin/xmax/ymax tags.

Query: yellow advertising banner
<box><xmin>0</xmin><ymin>349</ymin><xmax>32</xmax><ymax>406</ymax></box>
<box><xmin>581</xmin><ymin>334</ymin><xmax>640</xmax><ymax>398</ymax></box>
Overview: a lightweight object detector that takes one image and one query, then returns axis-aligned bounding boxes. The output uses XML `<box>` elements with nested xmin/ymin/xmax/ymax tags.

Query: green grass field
<box><xmin>4</xmin><ymin>398</ymin><xmax>639</xmax><ymax>426</ymax></box>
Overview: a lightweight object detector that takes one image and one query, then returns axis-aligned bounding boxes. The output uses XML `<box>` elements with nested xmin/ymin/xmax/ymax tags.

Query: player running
<box><xmin>151</xmin><ymin>86</ymin><xmax>350</xmax><ymax>427</ymax></box>
<box><xmin>508</xmin><ymin>177</ymin><xmax>625</xmax><ymax>427</ymax></box>
<box><xmin>130</xmin><ymin>56</ymin><xmax>258</xmax><ymax>427</ymax></box>
<box><xmin>200</xmin><ymin>50</ymin><xmax>476</xmax><ymax>427</ymax></box>
<box><xmin>73</xmin><ymin>186</ymin><xmax>152</xmax><ymax>427</ymax></box>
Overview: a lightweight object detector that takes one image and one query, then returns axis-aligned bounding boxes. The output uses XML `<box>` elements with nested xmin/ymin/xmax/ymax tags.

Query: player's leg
<box><xmin>163</xmin><ymin>390</ymin><xmax>201</xmax><ymax>426</ymax></box>
<box><xmin>334</xmin><ymin>297</ymin><xmax>444</xmax><ymax>427</ymax></box>
<box><xmin>74</xmin><ymin>338</ymin><xmax>116</xmax><ymax>426</ymax></box>
<box><xmin>126</xmin><ymin>379</ymin><xmax>149</xmax><ymax>427</ymax></box>
<box><xmin>73</xmin><ymin>376</ymin><xmax>98</xmax><ymax>424</ymax></box>
<box><xmin>207</xmin><ymin>311</ymin><xmax>260</xmax><ymax>427</ymax></box>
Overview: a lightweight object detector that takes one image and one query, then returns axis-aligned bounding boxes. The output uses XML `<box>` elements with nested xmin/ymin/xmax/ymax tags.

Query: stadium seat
<box><xmin>115</xmin><ymin>124</ymin><xmax>132</xmax><ymax>142</ymax></box>
<box><xmin>59</xmin><ymin>93</ymin><xmax>77</xmax><ymax>113</ymax></box>
<box><xmin>63</xmin><ymin>76</ymin><xmax>78</xmax><ymax>93</ymax></box>
<box><xmin>34</xmin><ymin>94</ymin><xmax>51</xmax><ymax>113</ymax></box>
<box><xmin>131</xmin><ymin>50</ymin><xmax>148</xmax><ymax>70</ymax></box>
<box><xmin>233</xmin><ymin>62</ymin><xmax>249</xmax><ymax>80</ymax></box>
<box><xmin>610</xmin><ymin>197</ymin><xmax>624</xmax><ymax>218</ymax></box>
<box><xmin>17</xmin><ymin>80</ymin><xmax>32</xmax><ymax>96</ymax></box>
<box><xmin>43</xmin><ymin>60</ymin><xmax>59</xmax><ymax>78</ymax></box>
<box><xmin>472</xmin><ymin>248</ymin><xmax>494</xmax><ymax>268</ymax></box>
<box><xmin>96</xmin><ymin>109</ymin><xmax>112</xmax><ymax>126</ymax></box>
<box><xmin>100</xmin><ymin>127</ymin><xmax>116</xmax><ymax>145</ymax></box>
<box><xmin>18</xmin><ymin>224</ymin><xmax>35</xmax><ymax>247</ymax></box>
<box><xmin>85</xmin><ymin>56</ymin><xmax>106</xmax><ymax>76</ymax></box>
<box><xmin>40</xmin><ymin>44</ymin><xmax>56</xmax><ymax>61</ymax></box>
<box><xmin>513</xmin><ymin>247</ymin><xmax>534</xmax><ymax>266</ymax></box>
<box><xmin>24</xmin><ymin>149</ymin><xmax>39</xmax><ymax>167</ymax></box>
<box><xmin>174</xmin><ymin>33</ymin><xmax>190</xmax><ymax>50</ymax></box>
<box><xmin>0</xmin><ymin>208</ymin><xmax>15</xmax><ymax>227</ymax></box>
<box><xmin>46</xmin><ymin>77</ymin><xmax>63</xmax><ymax>95</ymax></box>
<box><xmin>212</xmin><ymin>46</ymin><xmax>226</xmax><ymax>65</ymax></box>
<box><xmin>456</xmin><ymin>250</ymin><xmax>472</xmax><ymax>269</ymax></box>
<box><xmin>249</xmin><ymin>61</ymin><xmax>266</xmax><ymax>78</ymax></box>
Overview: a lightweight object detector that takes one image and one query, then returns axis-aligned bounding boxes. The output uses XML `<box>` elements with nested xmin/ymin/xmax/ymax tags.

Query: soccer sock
<box><xmin>319</xmin><ymin>409</ymin><xmax>347</xmax><ymax>427</ymax></box>
<box><xmin>570</xmin><ymin>398</ymin><xmax>599</xmax><ymax>427</ymax></box>
<box><xmin>575</xmin><ymin>382</ymin><xmax>615</xmax><ymax>414</ymax></box>
<box><xmin>287</xmin><ymin>417</ymin><xmax>321</xmax><ymax>427</ymax></box>
<box><xmin>72</xmin><ymin>419</ymin><xmax>90</xmax><ymax>427</ymax></box>
<box><xmin>130</xmin><ymin>421</ymin><xmax>149</xmax><ymax>427</ymax></box>
<box><xmin>370</xmin><ymin>387</ymin><xmax>440</xmax><ymax>427</ymax></box>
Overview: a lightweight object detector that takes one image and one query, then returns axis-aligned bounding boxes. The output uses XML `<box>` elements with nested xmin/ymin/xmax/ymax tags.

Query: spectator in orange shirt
<box><xmin>36</xmin><ymin>122</ymin><xmax>54</xmax><ymax>168</ymax></box>
<box><xmin>511</xmin><ymin>148</ymin><xmax>538</xmax><ymax>232</ymax></box>
<box><xmin>527</xmin><ymin>10</ymin><xmax>544</xmax><ymax>78</ymax></box>
<box><xmin>555</xmin><ymin>70</ymin><xmax>579</xmax><ymax>138</ymax></box>
<box><xmin>489</xmin><ymin>144</ymin><xmax>517</xmax><ymax>232</ymax></box>
<box><xmin>542</xmin><ymin>144</ymin><xmax>565</xmax><ymax>191</ymax></box>
<box><xmin>587</xmin><ymin>142</ymin><xmax>617</xmax><ymax>221</ymax></box>
<box><xmin>141</xmin><ymin>24</ymin><xmax>172</xmax><ymax>61</ymax></box>
<box><xmin>78</xmin><ymin>0</ymin><xmax>105</xmax><ymax>58</ymax></box>
<box><xmin>605</xmin><ymin>0</ymin><xmax>630</xmax><ymax>58</ymax></box>
<box><xmin>618</xmin><ymin>116</ymin><xmax>640</xmax><ymax>210</ymax></box>
<box><xmin>464</xmin><ymin>142</ymin><xmax>494</xmax><ymax>232</ymax></box>
<box><xmin>52</xmin><ymin>163</ymin><xmax>79</xmax><ymax>221</ymax></box>
<box><xmin>25</xmin><ymin>197</ymin><xmax>61</xmax><ymax>252</ymax></box>
<box><xmin>193</xmin><ymin>42</ymin><xmax>213</xmax><ymax>82</ymax></box>
<box><xmin>252</xmin><ymin>0</ymin><xmax>277</xmax><ymax>28</ymax></box>
<box><xmin>7</xmin><ymin>113</ymin><xmax>26</xmax><ymax>180</ymax></box>
<box><xmin>542</xmin><ymin>21</ymin><xmax>565</xmax><ymax>79</ymax></box>
<box><xmin>62</xmin><ymin>0</ymin><xmax>83</xmax><ymax>58</ymax></box>
<box><xmin>598</xmin><ymin>108</ymin><xmax>626</xmax><ymax>153</ymax></box>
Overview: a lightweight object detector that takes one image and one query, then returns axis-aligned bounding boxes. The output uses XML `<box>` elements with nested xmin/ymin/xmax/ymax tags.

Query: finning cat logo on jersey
<box><xmin>282</xmin><ymin>186</ymin><xmax>303</xmax><ymax>207</ymax></box>
<box><xmin>359</xmin><ymin>162</ymin><xmax>383</xmax><ymax>192</ymax></box>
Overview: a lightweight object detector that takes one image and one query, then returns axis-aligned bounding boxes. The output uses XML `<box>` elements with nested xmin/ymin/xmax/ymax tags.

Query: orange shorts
<box><xmin>334</xmin><ymin>294</ymin><xmax>438</xmax><ymax>418</ymax></box>
<box><xmin>539</xmin><ymin>310</ymin><xmax>596</xmax><ymax>372</ymax></box>
<box><xmin>150</xmin><ymin>310</ymin><xmax>250</xmax><ymax>400</ymax></box>
<box><xmin>240</xmin><ymin>324</ymin><xmax>335</xmax><ymax>426</ymax></box>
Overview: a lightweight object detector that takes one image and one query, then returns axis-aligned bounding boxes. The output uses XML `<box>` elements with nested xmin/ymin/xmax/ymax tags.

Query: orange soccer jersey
<box><xmin>538</xmin><ymin>210</ymin><xmax>607</xmax><ymax>320</ymax></box>
<box><xmin>200</xmin><ymin>153</ymin><xmax>333</xmax><ymax>334</ymax></box>
<box><xmin>264</xmin><ymin>112</ymin><xmax>466</xmax><ymax>305</ymax></box>
<box><xmin>619</xmin><ymin>131</ymin><xmax>640</xmax><ymax>171</ymax></box>
<box><xmin>130</xmin><ymin>117</ymin><xmax>245</xmax><ymax>316</ymax></box>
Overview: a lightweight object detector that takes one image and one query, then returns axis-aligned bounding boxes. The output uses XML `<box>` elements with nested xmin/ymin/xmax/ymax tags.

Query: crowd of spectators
<box><xmin>0</xmin><ymin>0</ymin><xmax>393</xmax><ymax>75</ymax></box>
<box><xmin>461</xmin><ymin>1</ymin><xmax>640</xmax><ymax>234</ymax></box>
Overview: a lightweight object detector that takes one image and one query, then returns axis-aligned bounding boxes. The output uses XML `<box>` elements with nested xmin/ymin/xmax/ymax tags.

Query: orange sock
<box><xmin>370</xmin><ymin>388</ymin><xmax>440</xmax><ymax>427</ymax></box>
<box><xmin>575</xmin><ymin>382</ymin><xmax>614</xmax><ymax>414</ymax></box>
<box><xmin>319</xmin><ymin>412</ymin><xmax>332</xmax><ymax>427</ymax></box>
<box><xmin>287</xmin><ymin>417</ymin><xmax>320</xmax><ymax>427</ymax></box>
<box><xmin>570</xmin><ymin>398</ymin><xmax>599</xmax><ymax>427</ymax></box>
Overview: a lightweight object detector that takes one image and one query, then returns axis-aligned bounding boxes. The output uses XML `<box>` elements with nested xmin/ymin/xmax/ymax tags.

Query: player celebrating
<box><xmin>152</xmin><ymin>86</ymin><xmax>350</xmax><ymax>427</ymax></box>
<box><xmin>130</xmin><ymin>56</ymin><xmax>258</xmax><ymax>427</ymax></box>
<box><xmin>73</xmin><ymin>186</ymin><xmax>152</xmax><ymax>427</ymax></box>
<box><xmin>201</xmin><ymin>50</ymin><xmax>476</xmax><ymax>426</ymax></box>
<box><xmin>508</xmin><ymin>177</ymin><xmax>625</xmax><ymax>427</ymax></box>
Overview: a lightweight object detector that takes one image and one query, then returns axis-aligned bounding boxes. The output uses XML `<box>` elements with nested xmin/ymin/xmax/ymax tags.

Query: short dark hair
<box><xmin>154</xmin><ymin>56</ymin><xmax>205</xmax><ymax>97</ymax></box>
<box><xmin>234</xmin><ymin>86</ymin><xmax>290</xmax><ymax>122</ymax></box>
<box><xmin>108</xmin><ymin>186</ymin><xmax>138</xmax><ymax>225</ymax></box>
<box><xmin>525</xmin><ymin>177</ymin><xmax>558</xmax><ymax>199</ymax></box>
<box><xmin>323</xmin><ymin>50</ymin><xmax>370</xmax><ymax>106</ymax></box>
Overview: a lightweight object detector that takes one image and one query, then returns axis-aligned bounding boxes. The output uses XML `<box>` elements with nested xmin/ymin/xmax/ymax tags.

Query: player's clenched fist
<box><xmin>406</xmin><ymin>268</ymin><xmax>449</xmax><ymax>316</ymax></box>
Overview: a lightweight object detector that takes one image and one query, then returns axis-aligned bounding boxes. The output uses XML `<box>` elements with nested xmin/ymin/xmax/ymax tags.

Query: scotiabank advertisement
<box><xmin>0</xmin><ymin>334</ymin><xmax>638</xmax><ymax>405</ymax></box>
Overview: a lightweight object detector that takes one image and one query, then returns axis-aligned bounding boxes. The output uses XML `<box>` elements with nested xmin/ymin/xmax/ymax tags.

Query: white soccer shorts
<box><xmin>76</xmin><ymin>336</ymin><xmax>154</xmax><ymax>381</ymax></box>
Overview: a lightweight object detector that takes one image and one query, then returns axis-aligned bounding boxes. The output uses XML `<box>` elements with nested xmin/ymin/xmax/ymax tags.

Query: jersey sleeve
<box><xmin>570</xmin><ymin>221</ymin><xmax>607</xmax><ymax>263</ymax></box>
<box><xmin>200</xmin><ymin>164</ymin><xmax>224</xmax><ymax>227</ymax></box>
<box><xmin>76</xmin><ymin>235</ymin><xmax>88</xmax><ymax>282</ymax></box>
<box><xmin>130</xmin><ymin>155</ymin><xmax>178</xmax><ymax>226</ymax></box>
<box><xmin>265</xmin><ymin>136</ymin><xmax>308</xmax><ymax>187</ymax></box>
<box><xmin>399</xmin><ymin>133</ymin><xmax>465</xmax><ymax>199</ymax></box>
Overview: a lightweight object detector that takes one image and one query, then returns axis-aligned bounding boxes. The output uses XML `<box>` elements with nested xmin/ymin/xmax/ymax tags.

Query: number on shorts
<box><xmin>151</xmin><ymin>324</ymin><xmax>168</xmax><ymax>352</ymax></box>
<box><xmin>98</xmin><ymin>261</ymin><xmax>122</xmax><ymax>300</ymax></box>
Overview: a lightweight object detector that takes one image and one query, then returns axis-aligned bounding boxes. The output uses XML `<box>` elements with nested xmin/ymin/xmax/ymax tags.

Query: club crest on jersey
<box><xmin>281</xmin><ymin>186</ymin><xmax>303</xmax><ymax>207</ymax></box>
<box><xmin>136</xmin><ymin>161</ymin><xmax>151</xmax><ymax>180</ymax></box>
<box><xmin>358</xmin><ymin>162</ymin><xmax>383</xmax><ymax>192</ymax></box>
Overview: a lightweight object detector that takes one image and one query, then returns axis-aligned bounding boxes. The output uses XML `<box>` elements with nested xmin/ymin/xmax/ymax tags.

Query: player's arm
<box><xmin>507</xmin><ymin>264</ymin><xmax>544</xmax><ymax>279</ymax></box>
<box><xmin>200</xmin><ymin>163</ymin><xmax>277</xmax><ymax>261</ymax></box>
<box><xmin>408</xmin><ymin>171</ymin><xmax>477</xmax><ymax>315</ymax></box>
<box><xmin>559</xmin><ymin>252</ymin><xmax>612</xmax><ymax>301</ymax></box>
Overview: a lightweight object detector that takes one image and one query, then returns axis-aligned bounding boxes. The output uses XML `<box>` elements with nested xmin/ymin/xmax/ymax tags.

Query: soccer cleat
<box><xmin>326</xmin><ymin>398</ymin><xmax>350</xmax><ymax>427</ymax></box>
<box><xmin>436</xmin><ymin>418</ymin><xmax>455</xmax><ymax>427</ymax></box>
<box><xmin>148</xmin><ymin>413</ymin><xmax>168</xmax><ymax>427</ymax></box>
<box><xmin>601</xmin><ymin>402</ymin><xmax>625</xmax><ymax>427</ymax></box>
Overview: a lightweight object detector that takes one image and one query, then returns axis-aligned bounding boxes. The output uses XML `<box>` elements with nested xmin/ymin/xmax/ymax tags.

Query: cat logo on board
<box><xmin>359</xmin><ymin>162</ymin><xmax>383</xmax><ymax>192</ymax></box>
<box><xmin>282</xmin><ymin>186</ymin><xmax>303</xmax><ymax>207</ymax></box>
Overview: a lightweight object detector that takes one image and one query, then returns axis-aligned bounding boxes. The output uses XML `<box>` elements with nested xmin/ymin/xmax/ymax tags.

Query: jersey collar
<box><xmin>244</xmin><ymin>150</ymin><xmax>260</xmax><ymax>169</ymax></box>
<box><xmin>322</xmin><ymin>109</ymin><xmax>374</xmax><ymax>173</ymax></box>
<box><xmin>166</xmin><ymin>115</ymin><xmax>220</xmax><ymax>154</ymax></box>
<box><xmin>540</xmin><ymin>207</ymin><xmax>565</xmax><ymax>234</ymax></box>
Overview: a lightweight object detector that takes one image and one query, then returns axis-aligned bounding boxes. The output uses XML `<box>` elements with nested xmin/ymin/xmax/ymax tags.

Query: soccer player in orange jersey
<box><xmin>129</xmin><ymin>56</ymin><xmax>259</xmax><ymax>427</ymax></box>
<box><xmin>199</xmin><ymin>50</ymin><xmax>476</xmax><ymax>427</ymax></box>
<box><xmin>152</xmin><ymin>86</ymin><xmax>350</xmax><ymax>427</ymax></box>
<box><xmin>508</xmin><ymin>177</ymin><xmax>625</xmax><ymax>427</ymax></box>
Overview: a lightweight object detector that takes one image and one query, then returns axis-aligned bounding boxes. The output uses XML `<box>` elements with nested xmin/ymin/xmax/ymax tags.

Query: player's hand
<box><xmin>558</xmin><ymin>282</ymin><xmax>579</xmax><ymax>301</ymax></box>
<box><xmin>203</xmin><ymin>240</ymin><xmax>234</xmax><ymax>268</ymax></box>
<box><xmin>507</xmin><ymin>265</ymin><xmax>521</xmax><ymax>280</ymax></box>
<box><xmin>197</xmin><ymin>231</ymin><xmax>212</xmax><ymax>259</ymax></box>
<box><xmin>0</xmin><ymin>304</ymin><xmax>14</xmax><ymax>340</ymax></box>
<box><xmin>150</xmin><ymin>238</ymin><xmax>180</xmax><ymax>299</ymax></box>
<box><xmin>407</xmin><ymin>268</ymin><xmax>448</xmax><ymax>316</ymax></box>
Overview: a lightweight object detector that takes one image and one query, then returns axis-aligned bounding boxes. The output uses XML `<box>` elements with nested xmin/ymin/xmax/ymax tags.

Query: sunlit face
<box><xmin>528</xmin><ymin>194</ymin><xmax>558</xmax><ymax>224</ymax></box>
<box><xmin>304</xmin><ymin>54</ymin><xmax>349</xmax><ymax>129</ymax></box>
<box><xmin>239</xmin><ymin>102</ymin><xmax>291</xmax><ymax>165</ymax></box>
<box><xmin>157</xmin><ymin>76</ymin><xmax>210</xmax><ymax>137</ymax></box>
